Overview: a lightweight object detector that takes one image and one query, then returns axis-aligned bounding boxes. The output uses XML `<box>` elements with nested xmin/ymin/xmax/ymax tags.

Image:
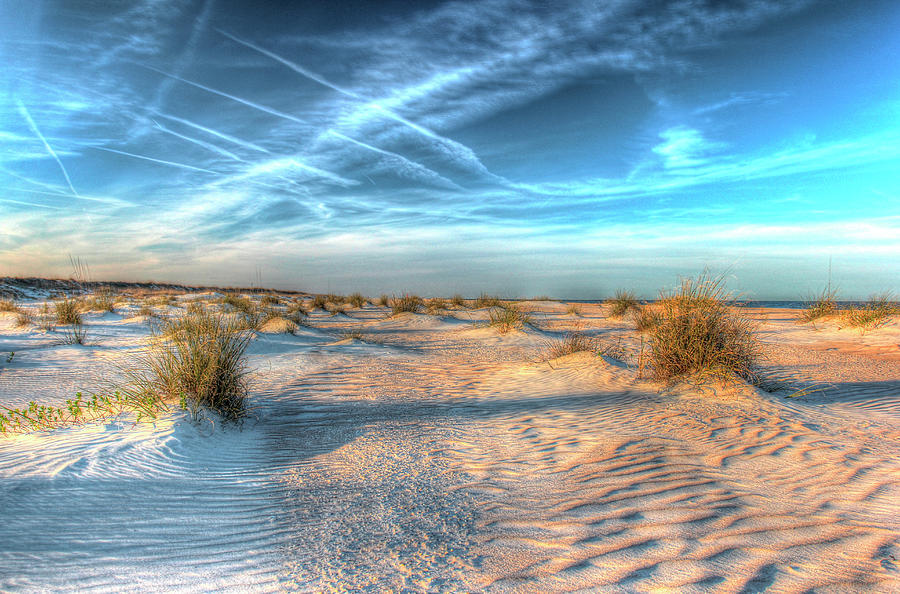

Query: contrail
<box><xmin>327</xmin><ymin>130</ymin><xmax>462</xmax><ymax>190</ymax></box>
<box><xmin>152</xmin><ymin>120</ymin><xmax>242</xmax><ymax>161</ymax></box>
<box><xmin>208</xmin><ymin>157</ymin><xmax>358</xmax><ymax>188</ymax></box>
<box><xmin>216</xmin><ymin>30</ymin><xmax>503</xmax><ymax>181</ymax></box>
<box><xmin>217</xmin><ymin>29</ymin><xmax>361</xmax><ymax>99</ymax></box>
<box><xmin>156</xmin><ymin>113</ymin><xmax>271</xmax><ymax>153</ymax></box>
<box><xmin>144</xmin><ymin>65</ymin><xmax>307</xmax><ymax>125</ymax></box>
<box><xmin>1</xmin><ymin>198</ymin><xmax>66</xmax><ymax>211</ymax></box>
<box><xmin>93</xmin><ymin>146</ymin><xmax>218</xmax><ymax>173</ymax></box>
<box><xmin>16</xmin><ymin>99</ymin><xmax>79</xmax><ymax>196</ymax></box>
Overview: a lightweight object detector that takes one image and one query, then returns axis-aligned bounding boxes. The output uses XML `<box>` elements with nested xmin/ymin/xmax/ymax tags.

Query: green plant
<box><xmin>842</xmin><ymin>292</ymin><xmax>897</xmax><ymax>332</ymax></box>
<box><xmin>488</xmin><ymin>304</ymin><xmax>532</xmax><ymax>333</ymax></box>
<box><xmin>120</xmin><ymin>310</ymin><xmax>251</xmax><ymax>421</ymax></box>
<box><xmin>607</xmin><ymin>290</ymin><xmax>638</xmax><ymax>318</ymax></box>
<box><xmin>391</xmin><ymin>294</ymin><xmax>423</xmax><ymax>314</ymax></box>
<box><xmin>799</xmin><ymin>287</ymin><xmax>839</xmax><ymax>323</ymax></box>
<box><xmin>54</xmin><ymin>295</ymin><xmax>82</xmax><ymax>325</ymax></box>
<box><xmin>648</xmin><ymin>273</ymin><xmax>760</xmax><ymax>384</ymax></box>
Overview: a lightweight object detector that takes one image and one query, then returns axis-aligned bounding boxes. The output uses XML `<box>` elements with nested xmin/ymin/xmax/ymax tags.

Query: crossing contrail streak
<box><xmin>217</xmin><ymin>29</ymin><xmax>361</xmax><ymax>100</ymax></box>
<box><xmin>156</xmin><ymin>113</ymin><xmax>271</xmax><ymax>153</ymax></box>
<box><xmin>216</xmin><ymin>30</ymin><xmax>504</xmax><ymax>181</ymax></box>
<box><xmin>144</xmin><ymin>65</ymin><xmax>307</xmax><ymax>125</ymax></box>
<box><xmin>327</xmin><ymin>130</ymin><xmax>462</xmax><ymax>190</ymax></box>
<box><xmin>16</xmin><ymin>99</ymin><xmax>79</xmax><ymax>196</ymax></box>
<box><xmin>93</xmin><ymin>146</ymin><xmax>219</xmax><ymax>173</ymax></box>
<box><xmin>153</xmin><ymin>120</ymin><xmax>242</xmax><ymax>161</ymax></box>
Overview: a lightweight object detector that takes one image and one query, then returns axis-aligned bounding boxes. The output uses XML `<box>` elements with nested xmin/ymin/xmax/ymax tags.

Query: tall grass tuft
<box><xmin>391</xmin><ymin>293</ymin><xmax>423</xmax><ymax>314</ymax></box>
<box><xmin>311</xmin><ymin>295</ymin><xmax>328</xmax><ymax>310</ymax></box>
<box><xmin>425</xmin><ymin>298</ymin><xmax>446</xmax><ymax>315</ymax></box>
<box><xmin>450</xmin><ymin>294</ymin><xmax>466</xmax><ymax>308</ymax></box>
<box><xmin>632</xmin><ymin>305</ymin><xmax>662</xmax><ymax>332</ymax></box>
<box><xmin>62</xmin><ymin>320</ymin><xmax>88</xmax><ymax>345</ymax></box>
<box><xmin>121</xmin><ymin>310</ymin><xmax>251</xmax><ymax>421</ymax></box>
<box><xmin>0</xmin><ymin>299</ymin><xmax>17</xmax><ymax>312</ymax></box>
<box><xmin>377</xmin><ymin>294</ymin><xmax>390</xmax><ymax>307</ymax></box>
<box><xmin>222</xmin><ymin>293</ymin><xmax>255</xmax><ymax>315</ymax></box>
<box><xmin>54</xmin><ymin>295</ymin><xmax>82</xmax><ymax>325</ymax></box>
<box><xmin>566</xmin><ymin>303</ymin><xmax>582</xmax><ymax>316</ymax></box>
<box><xmin>649</xmin><ymin>273</ymin><xmax>760</xmax><ymax>384</ymax></box>
<box><xmin>544</xmin><ymin>331</ymin><xmax>594</xmax><ymax>359</ymax></box>
<box><xmin>85</xmin><ymin>288</ymin><xmax>116</xmax><ymax>312</ymax></box>
<box><xmin>799</xmin><ymin>287</ymin><xmax>838</xmax><ymax>323</ymax></box>
<box><xmin>488</xmin><ymin>304</ymin><xmax>532</xmax><ymax>333</ymax></box>
<box><xmin>348</xmin><ymin>293</ymin><xmax>367</xmax><ymax>308</ymax></box>
<box><xmin>842</xmin><ymin>292</ymin><xmax>897</xmax><ymax>332</ymax></box>
<box><xmin>607</xmin><ymin>290</ymin><xmax>638</xmax><ymax>318</ymax></box>
<box><xmin>474</xmin><ymin>294</ymin><xmax>503</xmax><ymax>308</ymax></box>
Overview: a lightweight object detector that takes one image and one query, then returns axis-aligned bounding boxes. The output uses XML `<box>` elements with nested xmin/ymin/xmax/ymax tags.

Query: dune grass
<box><xmin>566</xmin><ymin>303</ymin><xmax>582</xmax><ymax>316</ymax></box>
<box><xmin>488</xmin><ymin>304</ymin><xmax>532</xmax><ymax>333</ymax></box>
<box><xmin>61</xmin><ymin>319</ymin><xmax>88</xmax><ymax>345</ymax></box>
<box><xmin>222</xmin><ymin>293</ymin><xmax>255</xmax><ymax>316</ymax></box>
<box><xmin>311</xmin><ymin>295</ymin><xmax>328</xmax><ymax>310</ymax></box>
<box><xmin>799</xmin><ymin>287</ymin><xmax>838</xmax><ymax>323</ymax></box>
<box><xmin>450</xmin><ymin>294</ymin><xmax>466</xmax><ymax>308</ymax></box>
<box><xmin>84</xmin><ymin>288</ymin><xmax>116</xmax><ymax>312</ymax></box>
<box><xmin>648</xmin><ymin>273</ymin><xmax>760</xmax><ymax>384</ymax></box>
<box><xmin>607</xmin><ymin>290</ymin><xmax>639</xmax><ymax>318</ymax></box>
<box><xmin>54</xmin><ymin>295</ymin><xmax>82</xmax><ymax>325</ymax></box>
<box><xmin>377</xmin><ymin>294</ymin><xmax>390</xmax><ymax>307</ymax></box>
<box><xmin>123</xmin><ymin>310</ymin><xmax>251</xmax><ymax>421</ymax></box>
<box><xmin>0</xmin><ymin>299</ymin><xmax>17</xmax><ymax>312</ymax></box>
<box><xmin>341</xmin><ymin>329</ymin><xmax>364</xmax><ymax>340</ymax></box>
<box><xmin>425</xmin><ymin>298</ymin><xmax>446</xmax><ymax>315</ymax></box>
<box><xmin>632</xmin><ymin>305</ymin><xmax>662</xmax><ymax>332</ymax></box>
<box><xmin>259</xmin><ymin>294</ymin><xmax>281</xmax><ymax>306</ymax></box>
<box><xmin>348</xmin><ymin>293</ymin><xmax>367</xmax><ymax>308</ymax></box>
<box><xmin>544</xmin><ymin>330</ymin><xmax>594</xmax><ymax>359</ymax></box>
<box><xmin>842</xmin><ymin>292</ymin><xmax>897</xmax><ymax>331</ymax></box>
<box><xmin>391</xmin><ymin>293</ymin><xmax>423</xmax><ymax>314</ymax></box>
<box><xmin>474</xmin><ymin>294</ymin><xmax>503</xmax><ymax>308</ymax></box>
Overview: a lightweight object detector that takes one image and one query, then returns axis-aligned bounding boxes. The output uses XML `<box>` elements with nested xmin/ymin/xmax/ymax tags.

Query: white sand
<box><xmin>0</xmin><ymin>299</ymin><xmax>898</xmax><ymax>591</ymax></box>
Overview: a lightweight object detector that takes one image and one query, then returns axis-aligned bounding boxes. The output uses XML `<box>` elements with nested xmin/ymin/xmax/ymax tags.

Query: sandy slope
<box><xmin>0</xmin><ymin>300</ymin><xmax>898</xmax><ymax>592</ymax></box>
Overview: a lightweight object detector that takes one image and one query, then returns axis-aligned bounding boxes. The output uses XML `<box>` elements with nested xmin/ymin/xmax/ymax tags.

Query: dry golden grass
<box><xmin>842</xmin><ymin>293</ymin><xmax>897</xmax><ymax>332</ymax></box>
<box><xmin>488</xmin><ymin>304</ymin><xmax>532</xmax><ymax>333</ymax></box>
<box><xmin>648</xmin><ymin>273</ymin><xmax>760</xmax><ymax>384</ymax></box>
<box><xmin>391</xmin><ymin>294</ymin><xmax>423</xmax><ymax>314</ymax></box>
<box><xmin>607</xmin><ymin>290</ymin><xmax>639</xmax><ymax>318</ymax></box>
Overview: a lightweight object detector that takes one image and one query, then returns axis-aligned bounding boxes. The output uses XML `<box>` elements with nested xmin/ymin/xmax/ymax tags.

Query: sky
<box><xmin>1</xmin><ymin>0</ymin><xmax>898</xmax><ymax>299</ymax></box>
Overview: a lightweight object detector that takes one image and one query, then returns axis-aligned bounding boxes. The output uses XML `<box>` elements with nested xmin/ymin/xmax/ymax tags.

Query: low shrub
<box><xmin>799</xmin><ymin>287</ymin><xmax>838</xmax><ymax>323</ymax></box>
<box><xmin>632</xmin><ymin>305</ymin><xmax>661</xmax><ymax>332</ymax></box>
<box><xmin>842</xmin><ymin>293</ymin><xmax>897</xmax><ymax>331</ymax></box>
<box><xmin>425</xmin><ymin>298</ymin><xmax>446</xmax><ymax>315</ymax></box>
<box><xmin>607</xmin><ymin>290</ymin><xmax>638</xmax><ymax>318</ymax></box>
<box><xmin>348</xmin><ymin>293</ymin><xmax>367</xmax><ymax>308</ymax></box>
<box><xmin>391</xmin><ymin>294</ymin><xmax>423</xmax><ymax>314</ymax></box>
<box><xmin>474</xmin><ymin>294</ymin><xmax>503</xmax><ymax>308</ymax></box>
<box><xmin>544</xmin><ymin>331</ymin><xmax>594</xmax><ymax>359</ymax></box>
<box><xmin>54</xmin><ymin>295</ymin><xmax>82</xmax><ymax>325</ymax></box>
<box><xmin>121</xmin><ymin>310</ymin><xmax>251</xmax><ymax>421</ymax></box>
<box><xmin>488</xmin><ymin>304</ymin><xmax>532</xmax><ymax>333</ymax></box>
<box><xmin>649</xmin><ymin>273</ymin><xmax>760</xmax><ymax>383</ymax></box>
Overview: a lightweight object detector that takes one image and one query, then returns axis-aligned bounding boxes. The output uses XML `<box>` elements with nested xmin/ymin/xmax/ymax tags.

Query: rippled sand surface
<box><xmin>1</xmin><ymin>299</ymin><xmax>898</xmax><ymax>591</ymax></box>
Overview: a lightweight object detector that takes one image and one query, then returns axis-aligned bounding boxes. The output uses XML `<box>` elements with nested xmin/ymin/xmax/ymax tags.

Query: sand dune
<box><xmin>0</xmin><ymin>298</ymin><xmax>898</xmax><ymax>591</ymax></box>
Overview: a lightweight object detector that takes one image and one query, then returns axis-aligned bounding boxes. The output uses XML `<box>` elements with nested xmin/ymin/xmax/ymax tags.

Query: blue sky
<box><xmin>1</xmin><ymin>0</ymin><xmax>898</xmax><ymax>298</ymax></box>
